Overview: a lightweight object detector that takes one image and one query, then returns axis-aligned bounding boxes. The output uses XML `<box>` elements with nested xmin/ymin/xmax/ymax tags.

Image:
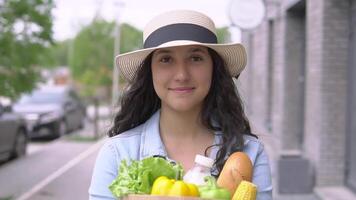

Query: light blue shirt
<box><xmin>89</xmin><ymin>111</ymin><xmax>272</xmax><ymax>200</ymax></box>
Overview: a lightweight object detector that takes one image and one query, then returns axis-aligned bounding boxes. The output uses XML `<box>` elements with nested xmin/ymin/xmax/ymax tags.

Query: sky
<box><xmin>52</xmin><ymin>0</ymin><xmax>242</xmax><ymax>42</ymax></box>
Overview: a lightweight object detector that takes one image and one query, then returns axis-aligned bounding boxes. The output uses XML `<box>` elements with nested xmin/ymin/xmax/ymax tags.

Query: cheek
<box><xmin>151</xmin><ymin>68</ymin><xmax>159</xmax><ymax>91</ymax></box>
<box><xmin>151</xmin><ymin>66</ymin><xmax>167</xmax><ymax>97</ymax></box>
<box><xmin>198</xmin><ymin>66</ymin><xmax>213</xmax><ymax>89</ymax></box>
<box><xmin>203</xmin><ymin>73</ymin><xmax>213</xmax><ymax>93</ymax></box>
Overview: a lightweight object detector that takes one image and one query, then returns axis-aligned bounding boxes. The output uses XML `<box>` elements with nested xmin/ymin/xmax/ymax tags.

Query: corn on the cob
<box><xmin>232</xmin><ymin>181</ymin><xmax>257</xmax><ymax>200</ymax></box>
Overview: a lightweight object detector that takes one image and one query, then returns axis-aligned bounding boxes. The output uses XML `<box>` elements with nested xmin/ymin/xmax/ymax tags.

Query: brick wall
<box><xmin>270</xmin><ymin>3</ymin><xmax>287</xmax><ymax>154</ymax></box>
<box><xmin>304</xmin><ymin>0</ymin><xmax>324</xmax><ymax>177</ymax></box>
<box><xmin>239</xmin><ymin>33</ymin><xmax>253</xmax><ymax>115</ymax></box>
<box><xmin>283</xmin><ymin>8</ymin><xmax>306</xmax><ymax>151</ymax></box>
<box><xmin>251</xmin><ymin>22</ymin><xmax>270</xmax><ymax>128</ymax></box>
<box><xmin>309</xmin><ymin>0</ymin><xmax>349</xmax><ymax>186</ymax></box>
<box><xmin>241</xmin><ymin>0</ymin><xmax>351</xmax><ymax>189</ymax></box>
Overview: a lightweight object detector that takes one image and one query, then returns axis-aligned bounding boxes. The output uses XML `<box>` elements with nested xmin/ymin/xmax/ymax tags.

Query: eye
<box><xmin>190</xmin><ymin>55</ymin><xmax>203</xmax><ymax>62</ymax></box>
<box><xmin>159</xmin><ymin>56</ymin><xmax>173</xmax><ymax>63</ymax></box>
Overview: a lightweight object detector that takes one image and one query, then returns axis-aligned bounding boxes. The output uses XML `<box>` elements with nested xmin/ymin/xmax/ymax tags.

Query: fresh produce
<box><xmin>217</xmin><ymin>152</ymin><xmax>253</xmax><ymax>195</ymax></box>
<box><xmin>232</xmin><ymin>181</ymin><xmax>257</xmax><ymax>200</ymax></box>
<box><xmin>151</xmin><ymin>176</ymin><xmax>174</xmax><ymax>196</ymax></box>
<box><xmin>198</xmin><ymin>176</ymin><xmax>231</xmax><ymax>200</ymax></box>
<box><xmin>151</xmin><ymin>176</ymin><xmax>199</xmax><ymax>197</ymax></box>
<box><xmin>186</xmin><ymin>182</ymin><xmax>200</xmax><ymax>197</ymax></box>
<box><xmin>109</xmin><ymin>157</ymin><xmax>183</xmax><ymax>198</ymax></box>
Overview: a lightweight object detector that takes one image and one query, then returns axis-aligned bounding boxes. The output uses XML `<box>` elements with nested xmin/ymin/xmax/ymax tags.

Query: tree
<box><xmin>38</xmin><ymin>39</ymin><xmax>71</xmax><ymax>68</ymax></box>
<box><xmin>0</xmin><ymin>0</ymin><xmax>54</xmax><ymax>99</ymax></box>
<box><xmin>69</xmin><ymin>20</ymin><xmax>142</xmax><ymax>99</ymax></box>
<box><xmin>120</xmin><ymin>23</ymin><xmax>143</xmax><ymax>53</ymax></box>
<box><xmin>216</xmin><ymin>27</ymin><xmax>231</xmax><ymax>43</ymax></box>
<box><xmin>69</xmin><ymin>20</ymin><xmax>115</xmax><ymax>98</ymax></box>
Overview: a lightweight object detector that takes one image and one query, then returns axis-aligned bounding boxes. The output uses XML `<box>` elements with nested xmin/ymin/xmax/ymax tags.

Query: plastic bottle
<box><xmin>183</xmin><ymin>154</ymin><xmax>214</xmax><ymax>186</ymax></box>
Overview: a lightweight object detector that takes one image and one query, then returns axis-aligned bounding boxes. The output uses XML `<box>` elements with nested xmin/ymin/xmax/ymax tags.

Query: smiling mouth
<box><xmin>169</xmin><ymin>87</ymin><xmax>195</xmax><ymax>92</ymax></box>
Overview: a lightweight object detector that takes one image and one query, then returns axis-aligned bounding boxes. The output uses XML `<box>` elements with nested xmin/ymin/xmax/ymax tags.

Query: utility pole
<box><xmin>112</xmin><ymin>1</ymin><xmax>125</xmax><ymax>108</ymax></box>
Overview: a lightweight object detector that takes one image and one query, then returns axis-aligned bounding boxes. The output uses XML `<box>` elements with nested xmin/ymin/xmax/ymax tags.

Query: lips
<box><xmin>169</xmin><ymin>87</ymin><xmax>195</xmax><ymax>93</ymax></box>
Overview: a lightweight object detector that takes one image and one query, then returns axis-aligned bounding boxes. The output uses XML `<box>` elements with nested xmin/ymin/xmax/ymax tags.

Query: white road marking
<box><xmin>17</xmin><ymin>139</ymin><xmax>105</xmax><ymax>200</ymax></box>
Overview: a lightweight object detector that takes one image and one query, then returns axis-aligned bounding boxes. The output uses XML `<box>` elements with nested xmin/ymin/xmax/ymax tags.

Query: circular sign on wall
<box><xmin>228</xmin><ymin>0</ymin><xmax>266</xmax><ymax>30</ymax></box>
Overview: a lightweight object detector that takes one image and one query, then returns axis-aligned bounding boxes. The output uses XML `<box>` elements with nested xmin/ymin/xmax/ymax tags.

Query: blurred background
<box><xmin>0</xmin><ymin>0</ymin><xmax>355</xmax><ymax>199</ymax></box>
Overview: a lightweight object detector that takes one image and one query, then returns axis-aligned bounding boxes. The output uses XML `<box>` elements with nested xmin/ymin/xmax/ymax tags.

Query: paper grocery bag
<box><xmin>123</xmin><ymin>194</ymin><xmax>205</xmax><ymax>200</ymax></box>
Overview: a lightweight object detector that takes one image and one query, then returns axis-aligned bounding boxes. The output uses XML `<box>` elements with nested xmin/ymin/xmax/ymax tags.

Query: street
<box><xmin>0</xmin><ymin>118</ymin><xmax>109</xmax><ymax>200</ymax></box>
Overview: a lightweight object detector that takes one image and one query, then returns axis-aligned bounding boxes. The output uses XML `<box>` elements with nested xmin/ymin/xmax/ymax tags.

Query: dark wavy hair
<box><xmin>108</xmin><ymin>48</ymin><xmax>257</xmax><ymax>176</ymax></box>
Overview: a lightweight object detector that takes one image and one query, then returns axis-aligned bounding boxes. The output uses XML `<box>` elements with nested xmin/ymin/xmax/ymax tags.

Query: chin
<box><xmin>167</xmin><ymin>102</ymin><xmax>202</xmax><ymax>113</ymax></box>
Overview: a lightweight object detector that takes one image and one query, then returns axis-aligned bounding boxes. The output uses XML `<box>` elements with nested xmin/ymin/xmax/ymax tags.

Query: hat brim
<box><xmin>115</xmin><ymin>40</ymin><xmax>247</xmax><ymax>82</ymax></box>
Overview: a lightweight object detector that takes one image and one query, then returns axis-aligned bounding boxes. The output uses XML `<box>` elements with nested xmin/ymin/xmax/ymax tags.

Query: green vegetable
<box><xmin>199</xmin><ymin>176</ymin><xmax>231</xmax><ymax>200</ymax></box>
<box><xmin>109</xmin><ymin>156</ymin><xmax>183</xmax><ymax>198</ymax></box>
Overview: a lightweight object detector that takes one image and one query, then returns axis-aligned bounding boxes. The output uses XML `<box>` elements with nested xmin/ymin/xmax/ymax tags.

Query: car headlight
<box><xmin>25</xmin><ymin>113</ymin><xmax>40</xmax><ymax>121</ymax></box>
<box><xmin>40</xmin><ymin>111</ymin><xmax>62</xmax><ymax>123</ymax></box>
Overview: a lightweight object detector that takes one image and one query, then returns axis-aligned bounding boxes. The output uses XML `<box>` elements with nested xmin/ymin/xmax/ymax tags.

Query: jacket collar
<box><xmin>140</xmin><ymin>110</ymin><xmax>167</xmax><ymax>160</ymax></box>
<box><xmin>139</xmin><ymin>110</ymin><xmax>221</xmax><ymax>160</ymax></box>
<box><xmin>138</xmin><ymin>110</ymin><xmax>250</xmax><ymax>164</ymax></box>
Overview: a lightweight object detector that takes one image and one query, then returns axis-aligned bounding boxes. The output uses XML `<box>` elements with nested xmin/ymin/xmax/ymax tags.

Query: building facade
<box><xmin>239</xmin><ymin>0</ymin><xmax>356</xmax><ymax>198</ymax></box>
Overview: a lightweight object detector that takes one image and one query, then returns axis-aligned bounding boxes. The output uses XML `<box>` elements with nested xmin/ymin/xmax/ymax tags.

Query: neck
<box><xmin>158</xmin><ymin>106</ymin><xmax>214</xmax><ymax>170</ymax></box>
<box><xmin>159</xmin><ymin>106</ymin><xmax>207</xmax><ymax>140</ymax></box>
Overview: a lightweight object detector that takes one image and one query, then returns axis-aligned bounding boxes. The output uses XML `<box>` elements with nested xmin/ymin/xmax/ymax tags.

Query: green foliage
<box><xmin>69</xmin><ymin>20</ymin><xmax>115</xmax><ymax>97</ymax></box>
<box><xmin>69</xmin><ymin>21</ymin><xmax>142</xmax><ymax>98</ymax></box>
<box><xmin>109</xmin><ymin>157</ymin><xmax>183</xmax><ymax>198</ymax></box>
<box><xmin>216</xmin><ymin>27</ymin><xmax>231</xmax><ymax>43</ymax></box>
<box><xmin>120</xmin><ymin>23</ymin><xmax>143</xmax><ymax>53</ymax></box>
<box><xmin>38</xmin><ymin>39</ymin><xmax>71</xmax><ymax>68</ymax></box>
<box><xmin>0</xmin><ymin>0</ymin><xmax>54</xmax><ymax>99</ymax></box>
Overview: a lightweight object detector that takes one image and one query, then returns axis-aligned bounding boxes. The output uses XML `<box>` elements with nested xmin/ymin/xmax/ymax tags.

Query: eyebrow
<box><xmin>189</xmin><ymin>48</ymin><xmax>207</xmax><ymax>54</ymax></box>
<box><xmin>153</xmin><ymin>47</ymin><xmax>208</xmax><ymax>56</ymax></box>
<box><xmin>154</xmin><ymin>49</ymin><xmax>172</xmax><ymax>55</ymax></box>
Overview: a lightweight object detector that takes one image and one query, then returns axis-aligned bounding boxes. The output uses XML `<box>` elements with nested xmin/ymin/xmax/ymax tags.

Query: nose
<box><xmin>174</xmin><ymin>61</ymin><xmax>190</xmax><ymax>82</ymax></box>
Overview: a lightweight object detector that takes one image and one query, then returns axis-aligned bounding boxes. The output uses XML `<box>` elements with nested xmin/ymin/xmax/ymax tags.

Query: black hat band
<box><xmin>143</xmin><ymin>23</ymin><xmax>218</xmax><ymax>48</ymax></box>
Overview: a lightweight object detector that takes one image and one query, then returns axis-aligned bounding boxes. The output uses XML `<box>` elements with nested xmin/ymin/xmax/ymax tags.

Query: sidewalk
<box><xmin>23</xmin><ymin>139</ymin><xmax>105</xmax><ymax>200</ymax></box>
<box><xmin>0</xmin><ymin>118</ymin><xmax>110</xmax><ymax>200</ymax></box>
<box><xmin>258</xmin><ymin>132</ymin><xmax>320</xmax><ymax>200</ymax></box>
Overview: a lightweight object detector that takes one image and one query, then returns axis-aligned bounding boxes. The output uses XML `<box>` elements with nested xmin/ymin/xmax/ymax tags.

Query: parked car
<box><xmin>0</xmin><ymin>100</ymin><xmax>28</xmax><ymax>162</ymax></box>
<box><xmin>13</xmin><ymin>86</ymin><xmax>86</xmax><ymax>139</ymax></box>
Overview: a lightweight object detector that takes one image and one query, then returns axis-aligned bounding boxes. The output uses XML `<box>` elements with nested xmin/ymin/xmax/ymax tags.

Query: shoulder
<box><xmin>243</xmin><ymin>134</ymin><xmax>264</xmax><ymax>150</ymax></box>
<box><xmin>101</xmin><ymin>123</ymin><xmax>145</xmax><ymax>161</ymax></box>
<box><xmin>242</xmin><ymin>134</ymin><xmax>268</xmax><ymax>164</ymax></box>
<box><xmin>89</xmin><ymin>123</ymin><xmax>150</xmax><ymax>199</ymax></box>
<box><xmin>243</xmin><ymin>135</ymin><xmax>273</xmax><ymax>195</ymax></box>
<box><xmin>110</xmin><ymin>124</ymin><xmax>143</xmax><ymax>140</ymax></box>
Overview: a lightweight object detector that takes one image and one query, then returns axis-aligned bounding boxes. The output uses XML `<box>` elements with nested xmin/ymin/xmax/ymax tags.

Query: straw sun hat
<box><xmin>116</xmin><ymin>10</ymin><xmax>247</xmax><ymax>82</ymax></box>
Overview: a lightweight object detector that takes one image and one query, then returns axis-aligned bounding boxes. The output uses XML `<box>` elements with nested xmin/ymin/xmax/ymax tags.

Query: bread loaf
<box><xmin>216</xmin><ymin>152</ymin><xmax>253</xmax><ymax>195</ymax></box>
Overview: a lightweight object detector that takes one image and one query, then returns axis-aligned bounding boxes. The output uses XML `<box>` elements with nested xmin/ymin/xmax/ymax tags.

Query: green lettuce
<box><xmin>109</xmin><ymin>156</ymin><xmax>183</xmax><ymax>198</ymax></box>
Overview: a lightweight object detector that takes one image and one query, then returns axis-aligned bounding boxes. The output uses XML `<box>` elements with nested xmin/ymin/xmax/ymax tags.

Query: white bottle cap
<box><xmin>195</xmin><ymin>154</ymin><xmax>214</xmax><ymax>168</ymax></box>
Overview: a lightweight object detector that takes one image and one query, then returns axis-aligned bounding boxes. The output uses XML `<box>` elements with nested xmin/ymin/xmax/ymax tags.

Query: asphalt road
<box><xmin>25</xmin><ymin>141</ymin><xmax>101</xmax><ymax>200</ymax></box>
<box><xmin>0</xmin><ymin>119</ymin><xmax>109</xmax><ymax>200</ymax></box>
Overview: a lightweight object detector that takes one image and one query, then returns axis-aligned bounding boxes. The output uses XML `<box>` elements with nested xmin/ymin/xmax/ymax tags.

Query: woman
<box><xmin>89</xmin><ymin>10</ymin><xmax>272</xmax><ymax>199</ymax></box>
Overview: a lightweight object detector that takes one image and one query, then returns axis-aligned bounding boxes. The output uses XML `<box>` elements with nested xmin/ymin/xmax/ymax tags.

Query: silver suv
<box><xmin>0</xmin><ymin>101</ymin><xmax>28</xmax><ymax>162</ymax></box>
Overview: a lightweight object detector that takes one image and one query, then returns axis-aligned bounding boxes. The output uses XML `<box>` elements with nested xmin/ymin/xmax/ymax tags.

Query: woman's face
<box><xmin>151</xmin><ymin>45</ymin><xmax>213</xmax><ymax>113</ymax></box>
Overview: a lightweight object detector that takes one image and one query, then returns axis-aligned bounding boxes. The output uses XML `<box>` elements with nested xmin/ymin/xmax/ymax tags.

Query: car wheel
<box><xmin>11</xmin><ymin>129</ymin><xmax>27</xmax><ymax>158</ymax></box>
<box><xmin>58</xmin><ymin>120</ymin><xmax>67</xmax><ymax>136</ymax></box>
<box><xmin>78</xmin><ymin>115</ymin><xmax>85</xmax><ymax>130</ymax></box>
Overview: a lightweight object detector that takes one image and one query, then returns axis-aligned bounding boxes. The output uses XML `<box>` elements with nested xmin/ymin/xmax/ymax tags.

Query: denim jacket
<box><xmin>89</xmin><ymin>110</ymin><xmax>272</xmax><ymax>200</ymax></box>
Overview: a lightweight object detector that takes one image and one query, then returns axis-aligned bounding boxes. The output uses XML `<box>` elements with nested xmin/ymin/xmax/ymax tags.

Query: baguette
<box><xmin>217</xmin><ymin>152</ymin><xmax>253</xmax><ymax>195</ymax></box>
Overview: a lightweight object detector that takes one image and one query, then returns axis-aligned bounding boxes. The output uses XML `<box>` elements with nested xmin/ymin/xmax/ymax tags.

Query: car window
<box><xmin>68</xmin><ymin>91</ymin><xmax>74</xmax><ymax>99</ymax></box>
<box><xmin>17</xmin><ymin>91</ymin><xmax>65</xmax><ymax>104</ymax></box>
<box><xmin>69</xmin><ymin>91</ymin><xmax>80</xmax><ymax>101</ymax></box>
